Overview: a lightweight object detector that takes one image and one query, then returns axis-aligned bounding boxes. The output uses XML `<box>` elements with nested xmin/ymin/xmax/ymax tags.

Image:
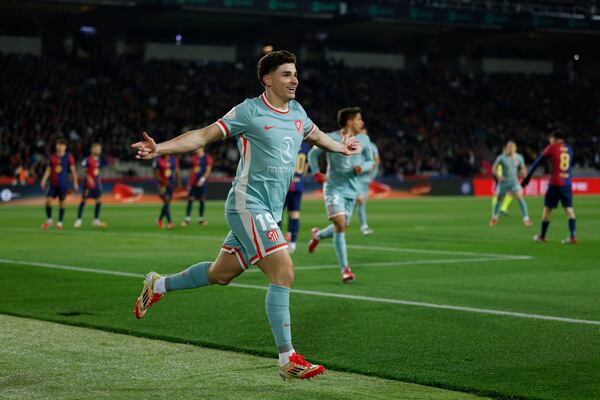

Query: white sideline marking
<box><xmin>0</xmin><ymin>227</ymin><xmax>532</xmax><ymax>260</ymax></box>
<box><xmin>0</xmin><ymin>258</ymin><xmax>598</xmax><ymax>327</ymax></box>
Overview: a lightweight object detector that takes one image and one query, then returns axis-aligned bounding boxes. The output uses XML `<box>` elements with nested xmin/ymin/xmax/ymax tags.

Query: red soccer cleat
<box><xmin>523</xmin><ymin>218</ymin><xmax>532</xmax><ymax>227</ymax></box>
<box><xmin>489</xmin><ymin>217</ymin><xmax>497</xmax><ymax>227</ymax></box>
<box><xmin>56</xmin><ymin>223</ymin><xmax>64</xmax><ymax>231</ymax></box>
<box><xmin>41</xmin><ymin>221</ymin><xmax>53</xmax><ymax>230</ymax></box>
<box><xmin>561</xmin><ymin>236</ymin><xmax>576</xmax><ymax>244</ymax></box>
<box><xmin>157</xmin><ymin>220</ymin><xmax>164</xmax><ymax>229</ymax></box>
<box><xmin>167</xmin><ymin>223</ymin><xmax>175</xmax><ymax>230</ymax></box>
<box><xmin>308</xmin><ymin>228</ymin><xmax>320</xmax><ymax>253</ymax></box>
<box><xmin>279</xmin><ymin>353</ymin><xmax>326</xmax><ymax>380</ymax></box>
<box><xmin>342</xmin><ymin>266</ymin><xmax>355</xmax><ymax>283</ymax></box>
<box><xmin>284</xmin><ymin>232</ymin><xmax>292</xmax><ymax>241</ymax></box>
<box><xmin>533</xmin><ymin>235</ymin><xmax>546</xmax><ymax>243</ymax></box>
<box><xmin>134</xmin><ymin>272</ymin><xmax>163</xmax><ymax>319</ymax></box>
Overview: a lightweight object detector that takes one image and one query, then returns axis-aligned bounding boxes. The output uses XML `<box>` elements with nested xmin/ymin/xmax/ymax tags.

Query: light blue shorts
<box><xmin>221</xmin><ymin>209</ymin><xmax>288</xmax><ymax>270</ymax></box>
<box><xmin>324</xmin><ymin>190</ymin><xmax>356</xmax><ymax>224</ymax></box>
<box><xmin>496</xmin><ymin>181</ymin><xmax>521</xmax><ymax>197</ymax></box>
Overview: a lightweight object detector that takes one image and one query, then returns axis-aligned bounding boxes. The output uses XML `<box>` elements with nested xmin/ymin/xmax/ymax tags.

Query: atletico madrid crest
<box><xmin>266</xmin><ymin>229</ymin><xmax>279</xmax><ymax>243</ymax></box>
<box><xmin>294</xmin><ymin>120</ymin><xmax>303</xmax><ymax>134</ymax></box>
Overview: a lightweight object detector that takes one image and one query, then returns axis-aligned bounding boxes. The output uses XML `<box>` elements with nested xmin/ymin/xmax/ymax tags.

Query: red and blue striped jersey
<box><xmin>289</xmin><ymin>142</ymin><xmax>309</xmax><ymax>193</ymax></box>
<box><xmin>189</xmin><ymin>154</ymin><xmax>213</xmax><ymax>187</ymax></box>
<box><xmin>82</xmin><ymin>156</ymin><xmax>105</xmax><ymax>190</ymax></box>
<box><xmin>49</xmin><ymin>153</ymin><xmax>74</xmax><ymax>187</ymax></box>
<box><xmin>543</xmin><ymin>143</ymin><xmax>573</xmax><ymax>186</ymax></box>
<box><xmin>153</xmin><ymin>155</ymin><xmax>178</xmax><ymax>187</ymax></box>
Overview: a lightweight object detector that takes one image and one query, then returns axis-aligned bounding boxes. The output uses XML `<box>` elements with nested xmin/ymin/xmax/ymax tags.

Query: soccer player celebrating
<box><xmin>182</xmin><ymin>147</ymin><xmax>212</xmax><ymax>226</ymax></box>
<box><xmin>153</xmin><ymin>154</ymin><xmax>179</xmax><ymax>229</ymax></box>
<box><xmin>307</xmin><ymin>107</ymin><xmax>374</xmax><ymax>283</ymax></box>
<box><xmin>490</xmin><ymin>140</ymin><xmax>531</xmax><ymax>227</ymax></box>
<box><xmin>131</xmin><ymin>50</ymin><xmax>360</xmax><ymax>380</ymax></box>
<box><xmin>283</xmin><ymin>142</ymin><xmax>310</xmax><ymax>253</ymax></box>
<box><xmin>75</xmin><ymin>143</ymin><xmax>107</xmax><ymax>228</ymax></box>
<box><xmin>355</xmin><ymin>128</ymin><xmax>379</xmax><ymax>236</ymax></box>
<box><xmin>40</xmin><ymin>138</ymin><xmax>78</xmax><ymax>230</ymax></box>
<box><xmin>521</xmin><ymin>130</ymin><xmax>576</xmax><ymax>244</ymax></box>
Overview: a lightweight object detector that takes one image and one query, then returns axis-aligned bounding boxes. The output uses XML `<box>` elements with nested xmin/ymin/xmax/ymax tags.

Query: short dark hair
<box><xmin>550</xmin><ymin>130</ymin><xmax>565</xmax><ymax>141</ymax></box>
<box><xmin>257</xmin><ymin>50</ymin><xmax>296</xmax><ymax>86</ymax></box>
<box><xmin>337</xmin><ymin>107</ymin><xmax>362</xmax><ymax>128</ymax></box>
<box><xmin>55</xmin><ymin>137</ymin><xmax>66</xmax><ymax>146</ymax></box>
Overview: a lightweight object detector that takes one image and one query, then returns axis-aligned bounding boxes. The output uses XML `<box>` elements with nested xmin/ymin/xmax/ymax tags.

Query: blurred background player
<box><xmin>153</xmin><ymin>154</ymin><xmax>179</xmax><ymax>229</ymax></box>
<box><xmin>308</xmin><ymin>107</ymin><xmax>373</xmax><ymax>283</ymax></box>
<box><xmin>355</xmin><ymin>127</ymin><xmax>379</xmax><ymax>236</ymax></box>
<box><xmin>491</xmin><ymin>162</ymin><xmax>514</xmax><ymax>217</ymax></box>
<box><xmin>283</xmin><ymin>142</ymin><xmax>309</xmax><ymax>254</ymax></box>
<box><xmin>182</xmin><ymin>147</ymin><xmax>212</xmax><ymax>226</ymax></box>
<box><xmin>490</xmin><ymin>140</ymin><xmax>531</xmax><ymax>227</ymax></box>
<box><xmin>40</xmin><ymin>138</ymin><xmax>78</xmax><ymax>230</ymax></box>
<box><xmin>522</xmin><ymin>130</ymin><xmax>576</xmax><ymax>244</ymax></box>
<box><xmin>75</xmin><ymin>143</ymin><xmax>107</xmax><ymax>228</ymax></box>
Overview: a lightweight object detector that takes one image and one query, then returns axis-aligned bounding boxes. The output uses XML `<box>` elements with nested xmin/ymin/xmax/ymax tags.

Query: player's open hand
<box><xmin>341</xmin><ymin>135</ymin><xmax>361</xmax><ymax>156</ymax></box>
<box><xmin>131</xmin><ymin>131</ymin><xmax>158</xmax><ymax>159</ymax></box>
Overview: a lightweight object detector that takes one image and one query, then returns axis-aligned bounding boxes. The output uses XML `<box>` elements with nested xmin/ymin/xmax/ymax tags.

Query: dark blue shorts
<box><xmin>284</xmin><ymin>191</ymin><xmax>303</xmax><ymax>212</ymax></box>
<box><xmin>158</xmin><ymin>185</ymin><xmax>173</xmax><ymax>199</ymax></box>
<box><xmin>188</xmin><ymin>185</ymin><xmax>207</xmax><ymax>199</ymax></box>
<box><xmin>544</xmin><ymin>184</ymin><xmax>573</xmax><ymax>209</ymax></box>
<box><xmin>47</xmin><ymin>185</ymin><xmax>68</xmax><ymax>200</ymax></box>
<box><xmin>83</xmin><ymin>187</ymin><xmax>102</xmax><ymax>200</ymax></box>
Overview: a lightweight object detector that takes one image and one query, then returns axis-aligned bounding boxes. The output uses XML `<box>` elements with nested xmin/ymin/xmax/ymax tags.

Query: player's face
<box><xmin>91</xmin><ymin>144</ymin><xmax>101</xmax><ymax>156</ymax></box>
<box><xmin>56</xmin><ymin>143</ymin><xmax>66</xmax><ymax>155</ymax></box>
<box><xmin>507</xmin><ymin>143</ymin><xmax>516</xmax><ymax>155</ymax></box>
<box><xmin>266</xmin><ymin>63</ymin><xmax>298</xmax><ymax>101</ymax></box>
<box><xmin>348</xmin><ymin>113</ymin><xmax>365</xmax><ymax>134</ymax></box>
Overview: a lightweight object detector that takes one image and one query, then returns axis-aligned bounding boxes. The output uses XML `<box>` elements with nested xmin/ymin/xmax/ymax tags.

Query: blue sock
<box><xmin>165</xmin><ymin>204</ymin><xmax>172</xmax><ymax>223</ymax></box>
<box><xmin>265</xmin><ymin>284</ymin><xmax>293</xmax><ymax>353</ymax></box>
<box><xmin>333</xmin><ymin>231</ymin><xmax>348</xmax><ymax>273</ymax></box>
<box><xmin>77</xmin><ymin>202</ymin><xmax>85</xmax><ymax>219</ymax></box>
<box><xmin>517</xmin><ymin>198</ymin><xmax>529</xmax><ymax>219</ymax></box>
<box><xmin>58</xmin><ymin>208</ymin><xmax>65</xmax><ymax>223</ymax></box>
<box><xmin>94</xmin><ymin>202</ymin><xmax>101</xmax><ymax>219</ymax></box>
<box><xmin>541</xmin><ymin>221</ymin><xmax>550</xmax><ymax>238</ymax></box>
<box><xmin>317</xmin><ymin>224</ymin><xmax>335</xmax><ymax>240</ymax></box>
<box><xmin>493</xmin><ymin>197</ymin><xmax>502</xmax><ymax>217</ymax></box>
<box><xmin>568</xmin><ymin>218</ymin><xmax>576</xmax><ymax>238</ymax></box>
<box><xmin>46</xmin><ymin>205</ymin><xmax>52</xmax><ymax>219</ymax></box>
<box><xmin>165</xmin><ymin>262</ymin><xmax>212</xmax><ymax>291</ymax></box>
<box><xmin>358</xmin><ymin>202</ymin><xmax>367</xmax><ymax>227</ymax></box>
<box><xmin>159</xmin><ymin>205</ymin><xmax>166</xmax><ymax>221</ymax></box>
<box><xmin>288</xmin><ymin>218</ymin><xmax>299</xmax><ymax>242</ymax></box>
<box><xmin>199</xmin><ymin>201</ymin><xmax>205</xmax><ymax>218</ymax></box>
<box><xmin>185</xmin><ymin>200</ymin><xmax>192</xmax><ymax>218</ymax></box>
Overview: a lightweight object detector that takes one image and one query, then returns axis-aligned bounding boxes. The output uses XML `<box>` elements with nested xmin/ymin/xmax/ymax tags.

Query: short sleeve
<box><xmin>69</xmin><ymin>154</ymin><xmax>75</xmax><ymax>166</ymax></box>
<box><xmin>295</xmin><ymin>102</ymin><xmax>316</xmax><ymax>138</ymax></box>
<box><xmin>174</xmin><ymin>157</ymin><xmax>180</xmax><ymax>169</ymax></box>
<box><xmin>543</xmin><ymin>144</ymin><xmax>553</xmax><ymax>157</ymax></box>
<box><xmin>206</xmin><ymin>155</ymin><xmax>213</xmax><ymax>166</ymax></box>
<box><xmin>215</xmin><ymin>99</ymin><xmax>254</xmax><ymax>138</ymax></box>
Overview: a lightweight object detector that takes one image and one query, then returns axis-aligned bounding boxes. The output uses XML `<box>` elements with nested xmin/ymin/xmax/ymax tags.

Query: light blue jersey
<box><xmin>308</xmin><ymin>131</ymin><xmax>373</xmax><ymax>220</ymax></box>
<box><xmin>494</xmin><ymin>152</ymin><xmax>525</xmax><ymax>185</ymax></box>
<box><xmin>216</xmin><ymin>93</ymin><xmax>315</xmax><ymax>268</ymax></box>
<box><xmin>217</xmin><ymin>93</ymin><xmax>315</xmax><ymax>222</ymax></box>
<box><xmin>358</xmin><ymin>140</ymin><xmax>379</xmax><ymax>198</ymax></box>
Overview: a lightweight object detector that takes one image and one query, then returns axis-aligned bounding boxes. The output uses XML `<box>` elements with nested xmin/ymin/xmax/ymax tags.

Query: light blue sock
<box><xmin>317</xmin><ymin>224</ymin><xmax>335</xmax><ymax>240</ymax></box>
<box><xmin>165</xmin><ymin>262</ymin><xmax>212</xmax><ymax>291</ymax></box>
<box><xmin>518</xmin><ymin>198</ymin><xmax>529</xmax><ymax>219</ymax></box>
<box><xmin>492</xmin><ymin>196</ymin><xmax>502</xmax><ymax>218</ymax></box>
<box><xmin>265</xmin><ymin>284</ymin><xmax>293</xmax><ymax>353</ymax></box>
<box><xmin>333</xmin><ymin>231</ymin><xmax>348</xmax><ymax>273</ymax></box>
<box><xmin>358</xmin><ymin>202</ymin><xmax>367</xmax><ymax>227</ymax></box>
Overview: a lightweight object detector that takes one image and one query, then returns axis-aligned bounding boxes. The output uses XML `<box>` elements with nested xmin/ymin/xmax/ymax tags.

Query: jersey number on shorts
<box><xmin>256</xmin><ymin>213</ymin><xmax>278</xmax><ymax>231</ymax></box>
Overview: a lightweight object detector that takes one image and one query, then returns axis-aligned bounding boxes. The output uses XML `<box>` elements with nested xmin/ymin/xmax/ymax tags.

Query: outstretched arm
<box><xmin>131</xmin><ymin>124</ymin><xmax>223</xmax><ymax>160</ymax></box>
<box><xmin>521</xmin><ymin>155</ymin><xmax>545</xmax><ymax>188</ymax></box>
<box><xmin>305</xmin><ymin>128</ymin><xmax>360</xmax><ymax>156</ymax></box>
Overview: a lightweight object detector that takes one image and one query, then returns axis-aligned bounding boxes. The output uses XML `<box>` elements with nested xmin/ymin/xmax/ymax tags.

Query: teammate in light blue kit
<box><xmin>131</xmin><ymin>51</ymin><xmax>360</xmax><ymax>380</ymax></box>
<box><xmin>307</xmin><ymin>107</ymin><xmax>374</xmax><ymax>283</ymax></box>
<box><xmin>490</xmin><ymin>140</ymin><xmax>531</xmax><ymax>227</ymax></box>
<box><xmin>355</xmin><ymin>128</ymin><xmax>380</xmax><ymax>236</ymax></box>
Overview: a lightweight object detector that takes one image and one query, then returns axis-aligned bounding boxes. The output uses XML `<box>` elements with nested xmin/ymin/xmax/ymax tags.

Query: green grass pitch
<box><xmin>1</xmin><ymin>196</ymin><xmax>599</xmax><ymax>400</ymax></box>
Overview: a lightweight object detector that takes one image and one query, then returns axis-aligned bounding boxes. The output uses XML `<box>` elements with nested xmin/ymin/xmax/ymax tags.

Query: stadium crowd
<box><xmin>1</xmin><ymin>53</ymin><xmax>599</xmax><ymax>180</ymax></box>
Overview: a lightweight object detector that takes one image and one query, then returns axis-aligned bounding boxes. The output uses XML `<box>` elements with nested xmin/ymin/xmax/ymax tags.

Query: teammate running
<box><xmin>307</xmin><ymin>107</ymin><xmax>374</xmax><ymax>283</ymax></box>
<box><xmin>522</xmin><ymin>130</ymin><xmax>577</xmax><ymax>244</ymax></box>
<box><xmin>131</xmin><ymin>50</ymin><xmax>360</xmax><ymax>380</ymax></box>
<box><xmin>283</xmin><ymin>142</ymin><xmax>310</xmax><ymax>253</ymax></box>
<box><xmin>355</xmin><ymin>128</ymin><xmax>379</xmax><ymax>236</ymax></box>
